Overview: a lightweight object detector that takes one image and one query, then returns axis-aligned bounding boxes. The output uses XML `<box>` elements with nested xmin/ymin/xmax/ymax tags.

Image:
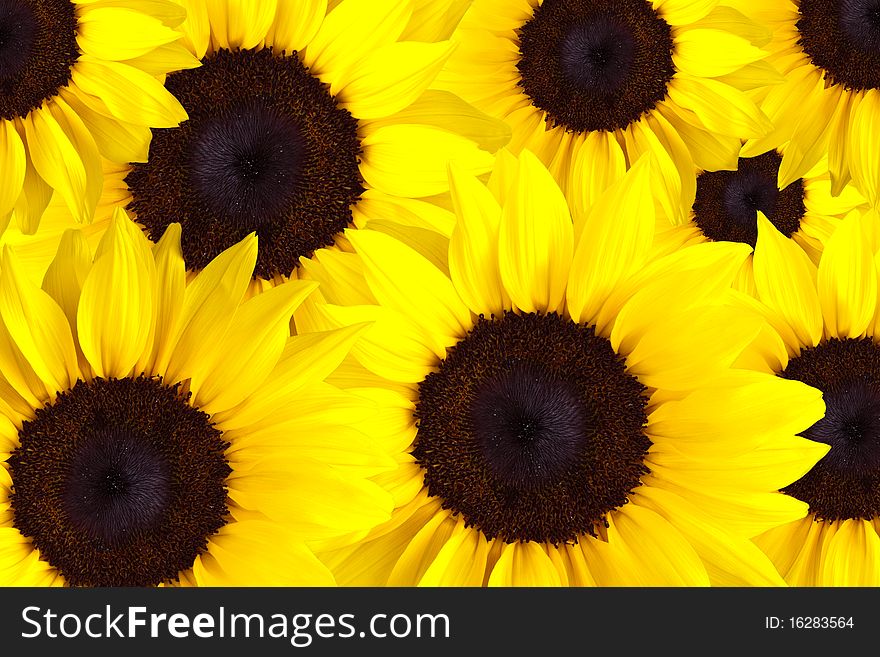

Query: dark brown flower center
<box><xmin>0</xmin><ymin>0</ymin><xmax>79</xmax><ymax>120</ymax></box>
<box><xmin>8</xmin><ymin>376</ymin><xmax>230</xmax><ymax>587</ymax></box>
<box><xmin>780</xmin><ymin>338</ymin><xmax>880</xmax><ymax>521</ymax></box>
<box><xmin>414</xmin><ymin>312</ymin><xmax>650</xmax><ymax>544</ymax></box>
<box><xmin>516</xmin><ymin>0</ymin><xmax>674</xmax><ymax>133</ymax></box>
<box><xmin>692</xmin><ymin>151</ymin><xmax>806</xmax><ymax>247</ymax></box>
<box><xmin>798</xmin><ymin>0</ymin><xmax>880</xmax><ymax>90</ymax></box>
<box><xmin>126</xmin><ymin>47</ymin><xmax>364</xmax><ymax>280</ymax></box>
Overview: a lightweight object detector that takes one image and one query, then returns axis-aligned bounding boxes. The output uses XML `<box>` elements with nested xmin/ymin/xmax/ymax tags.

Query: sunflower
<box><xmin>732</xmin><ymin>0</ymin><xmax>880</xmax><ymax>205</ymax></box>
<box><xmin>306</xmin><ymin>150</ymin><xmax>828</xmax><ymax>586</ymax></box>
<box><xmin>431</xmin><ymin>0</ymin><xmax>777</xmax><ymax>223</ymax></box>
<box><xmin>0</xmin><ymin>208</ymin><xmax>393</xmax><ymax>586</ymax></box>
<box><xmin>650</xmin><ymin>145</ymin><xmax>867</xmax><ymax>295</ymax></box>
<box><xmin>0</xmin><ymin>0</ymin><xmax>191</xmax><ymax>236</ymax></box>
<box><xmin>75</xmin><ymin>0</ymin><xmax>507</xmax><ymax>285</ymax></box>
<box><xmin>740</xmin><ymin>209</ymin><xmax>880</xmax><ymax>586</ymax></box>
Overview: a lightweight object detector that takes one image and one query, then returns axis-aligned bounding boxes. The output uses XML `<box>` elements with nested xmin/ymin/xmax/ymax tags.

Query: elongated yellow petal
<box><xmin>60</xmin><ymin>88</ymin><xmax>150</xmax><ymax>163</ymax></box>
<box><xmin>24</xmin><ymin>107</ymin><xmax>88</xmax><ymax>224</ymax></box>
<box><xmin>817</xmin><ymin>210</ymin><xmax>877</xmax><ymax>339</ymax></box>
<box><xmin>633</xmin><ymin>487</ymin><xmax>786</xmax><ymax>586</ymax></box>
<box><xmin>567</xmin><ymin>155</ymin><xmax>655</xmax><ymax>325</ymax></box>
<box><xmin>626</xmin><ymin>305</ymin><xmax>763</xmax><ymax>390</ymax></box>
<box><xmin>212</xmin><ymin>324</ymin><xmax>369</xmax><ymax>429</ymax></box>
<box><xmin>0</xmin><ymin>121</ymin><xmax>24</xmax><ymax>222</ymax></box>
<box><xmin>194</xmin><ymin>280</ymin><xmax>318</xmax><ymax>414</ymax></box>
<box><xmin>567</xmin><ymin>130</ymin><xmax>626</xmax><ymax>241</ymax></box>
<box><xmin>304</xmin><ymin>0</ymin><xmax>410</xmax><ymax>77</ymax></box>
<box><xmin>673</xmin><ymin>29</ymin><xmax>765</xmax><ymax>77</ymax></box>
<box><xmin>206</xmin><ymin>0</ymin><xmax>276</xmax><ymax>50</ymax></box>
<box><xmin>418</xmin><ymin>526</ymin><xmax>490</xmax><ymax>586</ymax></box>
<box><xmin>497</xmin><ymin>150</ymin><xmax>572</xmax><ymax>313</ymax></box>
<box><xmin>138</xmin><ymin>224</ymin><xmax>184</xmax><ymax>376</ymax></box>
<box><xmin>360</xmin><ymin>124</ymin><xmax>494</xmax><ymax>197</ymax></box>
<box><xmin>753</xmin><ymin>213</ymin><xmax>823</xmax><ymax>348</ymax></box>
<box><xmin>387</xmin><ymin>509</ymin><xmax>457</xmax><ymax>585</ymax></box>
<box><xmin>0</xmin><ymin>247</ymin><xmax>78</xmax><ymax>393</ymax></box>
<box><xmin>777</xmin><ymin>81</ymin><xmax>836</xmax><ymax>189</ymax></box>
<box><xmin>335</xmin><ymin>41</ymin><xmax>454</xmax><ymax>119</ymax></box>
<box><xmin>610</xmin><ymin>503</ymin><xmax>710</xmax><ymax>585</ymax></box>
<box><xmin>175</xmin><ymin>0</ymin><xmax>210</xmax><ymax>58</ymax></box>
<box><xmin>488</xmin><ymin>542</ymin><xmax>562</xmax><ymax>587</ymax></box>
<box><xmin>77</xmin><ymin>208</ymin><xmax>155</xmax><ymax>377</ymax></box>
<box><xmin>45</xmin><ymin>97</ymin><xmax>102</xmax><ymax>222</ymax></box>
<box><xmin>268</xmin><ymin>0</ymin><xmax>327</xmax><ymax>53</ymax></box>
<box><xmin>403</xmin><ymin>0</ymin><xmax>471</xmax><ymax>41</ymax></box>
<box><xmin>667</xmin><ymin>75</ymin><xmax>772</xmax><ymax>137</ymax></box>
<box><xmin>163</xmin><ymin>233</ymin><xmax>257</xmax><ymax>384</ymax></box>
<box><xmin>120</xmin><ymin>41</ymin><xmax>202</xmax><ymax>76</ymax></box>
<box><xmin>12</xmin><ymin>153</ymin><xmax>52</xmax><ymax>235</ymax></box>
<box><xmin>653</xmin><ymin>0</ymin><xmax>719</xmax><ymax>24</ymax></box>
<box><xmin>77</xmin><ymin>7</ymin><xmax>181</xmax><ymax>59</ymax></box>
<box><xmin>850</xmin><ymin>90</ymin><xmax>880</xmax><ymax>207</ymax></box>
<box><xmin>347</xmin><ymin>229</ymin><xmax>471</xmax><ymax>344</ymax></box>
<box><xmin>448</xmin><ymin>162</ymin><xmax>509</xmax><ymax>316</ymax></box>
<box><xmin>820</xmin><ymin>519</ymin><xmax>880</xmax><ymax>586</ymax></box>
<box><xmin>71</xmin><ymin>57</ymin><xmax>187</xmax><ymax>127</ymax></box>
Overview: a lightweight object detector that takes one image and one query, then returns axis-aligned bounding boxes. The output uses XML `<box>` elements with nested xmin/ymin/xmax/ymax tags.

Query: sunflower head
<box><xmin>0</xmin><ymin>207</ymin><xmax>394</xmax><ymax>587</ymax></box>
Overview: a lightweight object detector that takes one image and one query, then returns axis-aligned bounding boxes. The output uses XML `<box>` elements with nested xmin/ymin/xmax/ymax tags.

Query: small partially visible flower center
<box><xmin>692</xmin><ymin>151</ymin><xmax>806</xmax><ymax>247</ymax></box>
<box><xmin>798</xmin><ymin>0</ymin><xmax>880</xmax><ymax>90</ymax></box>
<box><xmin>517</xmin><ymin>0</ymin><xmax>674</xmax><ymax>133</ymax></box>
<box><xmin>780</xmin><ymin>338</ymin><xmax>880</xmax><ymax>521</ymax></box>
<box><xmin>415</xmin><ymin>312</ymin><xmax>650</xmax><ymax>544</ymax></box>
<box><xmin>8</xmin><ymin>376</ymin><xmax>230</xmax><ymax>587</ymax></box>
<box><xmin>126</xmin><ymin>47</ymin><xmax>364</xmax><ymax>280</ymax></box>
<box><xmin>0</xmin><ymin>0</ymin><xmax>79</xmax><ymax>120</ymax></box>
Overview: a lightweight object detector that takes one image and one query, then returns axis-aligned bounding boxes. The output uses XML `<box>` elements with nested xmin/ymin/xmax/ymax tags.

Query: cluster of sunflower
<box><xmin>2</xmin><ymin>0</ymin><xmax>880</xmax><ymax>588</ymax></box>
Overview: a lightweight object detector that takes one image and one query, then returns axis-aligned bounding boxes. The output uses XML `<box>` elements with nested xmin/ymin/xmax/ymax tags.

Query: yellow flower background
<box><xmin>2</xmin><ymin>0</ymin><xmax>880</xmax><ymax>587</ymax></box>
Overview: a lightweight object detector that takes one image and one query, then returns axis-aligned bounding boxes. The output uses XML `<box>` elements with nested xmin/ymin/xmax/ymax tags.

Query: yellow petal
<box><xmin>609</xmin><ymin>503</ymin><xmax>710</xmax><ymax>585</ymax></box>
<box><xmin>387</xmin><ymin>509</ymin><xmax>457</xmax><ymax>585</ymax></box>
<box><xmin>419</xmin><ymin>526</ymin><xmax>491</xmax><ymax>586</ymax></box>
<box><xmin>487</xmin><ymin>542</ymin><xmax>563</xmax><ymax>587</ymax></box>
<box><xmin>851</xmin><ymin>90</ymin><xmax>880</xmax><ymax>207</ymax></box>
<box><xmin>206</xmin><ymin>0</ymin><xmax>277</xmax><ymax>50</ymax></box>
<box><xmin>12</xmin><ymin>154</ymin><xmax>52</xmax><ymax>235</ymax></box>
<box><xmin>819</xmin><ymin>519</ymin><xmax>880</xmax><ymax>586</ymax></box>
<box><xmin>0</xmin><ymin>121</ymin><xmax>24</xmax><ymax>221</ymax></box>
<box><xmin>567</xmin><ymin>155</ymin><xmax>655</xmax><ymax>324</ymax></box>
<box><xmin>673</xmin><ymin>29</ymin><xmax>766</xmax><ymax>77</ymax></box>
<box><xmin>304</xmin><ymin>0</ymin><xmax>410</xmax><ymax>78</ymax></box>
<box><xmin>448</xmin><ymin>162</ymin><xmax>509</xmax><ymax>316</ymax></box>
<box><xmin>175</xmin><ymin>0</ymin><xmax>210</xmax><ymax>58</ymax></box>
<box><xmin>138</xmin><ymin>223</ymin><xmax>184</xmax><ymax>376</ymax></box>
<box><xmin>60</xmin><ymin>87</ymin><xmax>150</xmax><ymax>163</ymax></box>
<box><xmin>193</xmin><ymin>280</ymin><xmax>318</xmax><ymax>414</ymax></box>
<box><xmin>335</xmin><ymin>41</ymin><xmax>455</xmax><ymax>119</ymax></box>
<box><xmin>163</xmin><ymin>233</ymin><xmax>257</xmax><ymax>384</ymax></box>
<box><xmin>753</xmin><ymin>213</ymin><xmax>823</xmax><ymax>347</ymax></box>
<box><xmin>268</xmin><ymin>0</ymin><xmax>327</xmax><ymax>53</ymax></box>
<box><xmin>403</xmin><ymin>0</ymin><xmax>471</xmax><ymax>41</ymax></box>
<box><xmin>498</xmin><ymin>150</ymin><xmax>573</xmax><ymax>313</ymax></box>
<box><xmin>120</xmin><ymin>41</ymin><xmax>202</xmax><ymax>76</ymax></box>
<box><xmin>360</xmin><ymin>123</ymin><xmax>494</xmax><ymax>198</ymax></box>
<box><xmin>667</xmin><ymin>75</ymin><xmax>772</xmax><ymax>137</ymax></box>
<box><xmin>777</xmin><ymin>81</ymin><xmax>836</xmax><ymax>189</ymax></box>
<box><xmin>23</xmin><ymin>107</ymin><xmax>88</xmax><ymax>224</ymax></box>
<box><xmin>347</xmin><ymin>229</ymin><xmax>471</xmax><ymax>344</ymax></box>
<box><xmin>567</xmin><ymin>130</ymin><xmax>626</xmax><ymax>241</ymax></box>
<box><xmin>77</xmin><ymin>7</ymin><xmax>181</xmax><ymax>59</ymax></box>
<box><xmin>77</xmin><ymin>208</ymin><xmax>155</xmax><ymax>377</ymax></box>
<box><xmin>653</xmin><ymin>0</ymin><xmax>719</xmax><ymax>24</ymax></box>
<box><xmin>70</xmin><ymin>56</ymin><xmax>187</xmax><ymax>127</ymax></box>
<box><xmin>363</xmin><ymin>89</ymin><xmax>511</xmax><ymax>153</ymax></box>
<box><xmin>817</xmin><ymin>210</ymin><xmax>877</xmax><ymax>339</ymax></box>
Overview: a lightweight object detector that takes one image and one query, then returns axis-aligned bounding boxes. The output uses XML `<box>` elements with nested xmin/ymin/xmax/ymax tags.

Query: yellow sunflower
<box><xmin>305</xmin><ymin>150</ymin><xmax>828</xmax><ymax>586</ymax></box>
<box><xmin>0</xmin><ymin>0</ymin><xmax>191</xmax><ymax>235</ymax></box>
<box><xmin>432</xmin><ymin>0</ymin><xmax>777</xmax><ymax>223</ymax></box>
<box><xmin>739</xmin><ymin>209</ymin><xmax>880</xmax><ymax>586</ymax></box>
<box><xmin>649</xmin><ymin>145</ymin><xmax>867</xmax><ymax>297</ymax></box>
<box><xmin>0</xmin><ymin>208</ymin><xmax>393</xmax><ymax>586</ymax></box>
<box><xmin>733</xmin><ymin>0</ymin><xmax>880</xmax><ymax>205</ymax></box>
<box><xmin>51</xmin><ymin>0</ymin><xmax>503</xmax><ymax>285</ymax></box>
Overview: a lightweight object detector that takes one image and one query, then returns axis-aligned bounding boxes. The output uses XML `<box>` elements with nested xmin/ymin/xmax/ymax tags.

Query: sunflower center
<box><xmin>780</xmin><ymin>338</ymin><xmax>880</xmax><ymax>521</ymax></box>
<box><xmin>692</xmin><ymin>151</ymin><xmax>806</xmax><ymax>247</ymax></box>
<box><xmin>414</xmin><ymin>312</ymin><xmax>650</xmax><ymax>544</ymax></box>
<box><xmin>8</xmin><ymin>377</ymin><xmax>230</xmax><ymax>586</ymax></box>
<box><xmin>798</xmin><ymin>0</ymin><xmax>880</xmax><ymax>90</ymax></box>
<box><xmin>0</xmin><ymin>0</ymin><xmax>79</xmax><ymax>120</ymax></box>
<box><xmin>126</xmin><ymin>47</ymin><xmax>364</xmax><ymax>279</ymax></box>
<box><xmin>517</xmin><ymin>0</ymin><xmax>675</xmax><ymax>133</ymax></box>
